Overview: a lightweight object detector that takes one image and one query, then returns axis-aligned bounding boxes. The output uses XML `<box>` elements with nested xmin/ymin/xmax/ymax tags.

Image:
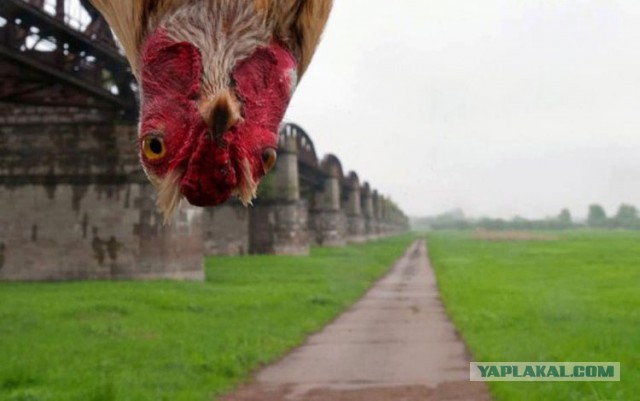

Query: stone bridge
<box><xmin>0</xmin><ymin>0</ymin><xmax>409</xmax><ymax>281</ymax></box>
<box><xmin>203</xmin><ymin>123</ymin><xmax>409</xmax><ymax>257</ymax></box>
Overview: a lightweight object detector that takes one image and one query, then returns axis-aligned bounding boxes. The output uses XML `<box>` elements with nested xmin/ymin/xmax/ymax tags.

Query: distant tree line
<box><xmin>412</xmin><ymin>204</ymin><xmax>640</xmax><ymax>231</ymax></box>
<box><xmin>586</xmin><ymin>204</ymin><xmax>640</xmax><ymax>230</ymax></box>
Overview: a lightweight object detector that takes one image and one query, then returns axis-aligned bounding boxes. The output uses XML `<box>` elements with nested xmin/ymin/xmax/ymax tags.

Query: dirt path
<box><xmin>221</xmin><ymin>240</ymin><xmax>491</xmax><ymax>401</ymax></box>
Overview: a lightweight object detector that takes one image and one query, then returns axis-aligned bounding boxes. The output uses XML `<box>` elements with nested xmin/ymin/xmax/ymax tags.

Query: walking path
<box><xmin>222</xmin><ymin>240</ymin><xmax>491</xmax><ymax>401</ymax></box>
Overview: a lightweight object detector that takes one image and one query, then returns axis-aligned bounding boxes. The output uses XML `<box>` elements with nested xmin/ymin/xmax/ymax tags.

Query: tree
<box><xmin>587</xmin><ymin>204</ymin><xmax>607</xmax><ymax>228</ymax></box>
<box><xmin>614</xmin><ymin>204</ymin><xmax>639</xmax><ymax>229</ymax></box>
<box><xmin>615</xmin><ymin>204</ymin><xmax>637</xmax><ymax>220</ymax></box>
<box><xmin>558</xmin><ymin>209</ymin><xmax>572</xmax><ymax>227</ymax></box>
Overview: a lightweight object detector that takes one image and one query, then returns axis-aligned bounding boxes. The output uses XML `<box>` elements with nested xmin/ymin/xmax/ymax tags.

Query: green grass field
<box><xmin>0</xmin><ymin>235</ymin><xmax>413</xmax><ymax>401</ymax></box>
<box><xmin>428</xmin><ymin>230</ymin><xmax>640</xmax><ymax>401</ymax></box>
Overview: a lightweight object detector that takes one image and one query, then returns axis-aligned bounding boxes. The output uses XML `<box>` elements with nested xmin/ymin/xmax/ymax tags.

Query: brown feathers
<box><xmin>90</xmin><ymin>0</ymin><xmax>333</xmax><ymax>79</ymax></box>
<box><xmin>156</xmin><ymin>168</ymin><xmax>184</xmax><ymax>224</ymax></box>
<box><xmin>232</xmin><ymin>158</ymin><xmax>258</xmax><ymax>206</ymax></box>
<box><xmin>268</xmin><ymin>0</ymin><xmax>333</xmax><ymax>78</ymax></box>
<box><xmin>199</xmin><ymin>89</ymin><xmax>242</xmax><ymax>139</ymax></box>
<box><xmin>89</xmin><ymin>0</ymin><xmax>188</xmax><ymax>75</ymax></box>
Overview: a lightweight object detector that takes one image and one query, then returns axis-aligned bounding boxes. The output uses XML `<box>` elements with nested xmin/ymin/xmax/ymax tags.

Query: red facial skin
<box><xmin>139</xmin><ymin>30</ymin><xmax>296</xmax><ymax>206</ymax></box>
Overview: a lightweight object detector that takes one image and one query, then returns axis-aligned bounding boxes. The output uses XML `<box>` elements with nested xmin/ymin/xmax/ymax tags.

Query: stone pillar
<box><xmin>0</xmin><ymin>124</ymin><xmax>204</xmax><ymax>281</ymax></box>
<box><xmin>133</xmin><ymin>186</ymin><xmax>204</xmax><ymax>280</ymax></box>
<box><xmin>310</xmin><ymin>163</ymin><xmax>345</xmax><ymax>247</ymax></box>
<box><xmin>390</xmin><ymin>207</ymin><xmax>400</xmax><ymax>234</ymax></box>
<box><xmin>202</xmin><ymin>201</ymin><xmax>250</xmax><ymax>256</ymax></box>
<box><xmin>382</xmin><ymin>196</ymin><xmax>392</xmax><ymax>236</ymax></box>
<box><xmin>249</xmin><ymin>133</ymin><xmax>309</xmax><ymax>255</ymax></box>
<box><xmin>372</xmin><ymin>190</ymin><xmax>382</xmax><ymax>238</ymax></box>
<box><xmin>274</xmin><ymin>134</ymin><xmax>300</xmax><ymax>201</ymax></box>
<box><xmin>379</xmin><ymin>196</ymin><xmax>388</xmax><ymax>236</ymax></box>
<box><xmin>345</xmin><ymin>175</ymin><xmax>365</xmax><ymax>243</ymax></box>
<box><xmin>361</xmin><ymin>183</ymin><xmax>375</xmax><ymax>240</ymax></box>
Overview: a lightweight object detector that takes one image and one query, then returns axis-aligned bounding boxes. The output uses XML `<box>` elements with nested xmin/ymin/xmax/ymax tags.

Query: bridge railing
<box><xmin>18</xmin><ymin>0</ymin><xmax>121</xmax><ymax>53</ymax></box>
<box><xmin>0</xmin><ymin>0</ymin><xmax>137</xmax><ymax>117</ymax></box>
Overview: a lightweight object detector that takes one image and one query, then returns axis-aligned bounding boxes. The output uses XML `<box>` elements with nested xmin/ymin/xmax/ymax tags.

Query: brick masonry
<box><xmin>0</xmin><ymin>105</ymin><xmax>114</xmax><ymax>126</ymax></box>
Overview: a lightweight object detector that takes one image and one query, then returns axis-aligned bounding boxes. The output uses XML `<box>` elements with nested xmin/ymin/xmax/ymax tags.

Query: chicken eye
<box><xmin>142</xmin><ymin>136</ymin><xmax>166</xmax><ymax>160</ymax></box>
<box><xmin>262</xmin><ymin>148</ymin><xmax>277</xmax><ymax>173</ymax></box>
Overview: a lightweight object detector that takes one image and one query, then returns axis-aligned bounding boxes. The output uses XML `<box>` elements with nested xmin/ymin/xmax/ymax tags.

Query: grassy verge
<box><xmin>0</xmin><ymin>235</ymin><xmax>414</xmax><ymax>401</ymax></box>
<box><xmin>428</xmin><ymin>230</ymin><xmax>640</xmax><ymax>401</ymax></box>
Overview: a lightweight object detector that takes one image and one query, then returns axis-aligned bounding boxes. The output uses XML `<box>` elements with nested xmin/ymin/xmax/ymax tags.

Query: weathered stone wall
<box><xmin>249</xmin><ymin>200</ymin><xmax>309</xmax><ymax>255</ymax></box>
<box><xmin>0</xmin><ymin>185</ymin><xmax>204</xmax><ymax>281</ymax></box>
<box><xmin>0</xmin><ymin>121</ymin><xmax>409</xmax><ymax>278</ymax></box>
<box><xmin>0</xmin><ymin>123</ymin><xmax>204</xmax><ymax>281</ymax></box>
<box><xmin>203</xmin><ymin>202</ymin><xmax>250</xmax><ymax>256</ymax></box>
<box><xmin>243</xmin><ymin>132</ymin><xmax>310</xmax><ymax>255</ymax></box>
<box><xmin>1</xmin><ymin>184</ymin><xmax>135</xmax><ymax>280</ymax></box>
<box><xmin>344</xmin><ymin>179</ymin><xmax>366</xmax><ymax>243</ymax></box>
<box><xmin>201</xmin><ymin>124</ymin><xmax>410</xmax><ymax>256</ymax></box>
<box><xmin>0</xmin><ymin>105</ymin><xmax>113</xmax><ymax>125</ymax></box>
<box><xmin>134</xmin><ymin>188</ymin><xmax>204</xmax><ymax>280</ymax></box>
<box><xmin>310</xmin><ymin>210</ymin><xmax>345</xmax><ymax>246</ymax></box>
<box><xmin>346</xmin><ymin>215</ymin><xmax>366</xmax><ymax>244</ymax></box>
<box><xmin>308</xmin><ymin>171</ymin><xmax>346</xmax><ymax>247</ymax></box>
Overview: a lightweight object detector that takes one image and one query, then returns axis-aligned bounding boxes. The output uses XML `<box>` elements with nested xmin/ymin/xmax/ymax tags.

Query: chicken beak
<box><xmin>199</xmin><ymin>89</ymin><xmax>241</xmax><ymax>142</ymax></box>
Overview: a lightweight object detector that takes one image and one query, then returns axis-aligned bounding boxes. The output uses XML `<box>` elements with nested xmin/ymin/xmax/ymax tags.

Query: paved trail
<box><xmin>222</xmin><ymin>241</ymin><xmax>491</xmax><ymax>401</ymax></box>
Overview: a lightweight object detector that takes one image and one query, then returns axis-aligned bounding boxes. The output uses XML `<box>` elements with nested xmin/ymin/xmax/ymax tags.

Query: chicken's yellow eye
<box><xmin>262</xmin><ymin>148</ymin><xmax>277</xmax><ymax>173</ymax></box>
<box><xmin>142</xmin><ymin>136</ymin><xmax>166</xmax><ymax>160</ymax></box>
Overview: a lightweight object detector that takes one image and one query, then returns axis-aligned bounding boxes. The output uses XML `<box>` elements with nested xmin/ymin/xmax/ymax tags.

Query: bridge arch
<box><xmin>279</xmin><ymin>123</ymin><xmax>319</xmax><ymax>168</ymax></box>
<box><xmin>361</xmin><ymin>182</ymin><xmax>372</xmax><ymax>197</ymax></box>
<box><xmin>345</xmin><ymin>171</ymin><xmax>360</xmax><ymax>190</ymax></box>
<box><xmin>320</xmin><ymin>154</ymin><xmax>344</xmax><ymax>179</ymax></box>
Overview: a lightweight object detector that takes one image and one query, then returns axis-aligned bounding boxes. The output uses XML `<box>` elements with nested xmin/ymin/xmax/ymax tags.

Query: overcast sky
<box><xmin>285</xmin><ymin>0</ymin><xmax>640</xmax><ymax>219</ymax></box>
